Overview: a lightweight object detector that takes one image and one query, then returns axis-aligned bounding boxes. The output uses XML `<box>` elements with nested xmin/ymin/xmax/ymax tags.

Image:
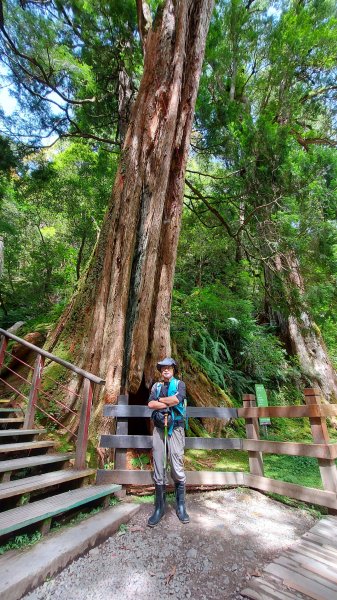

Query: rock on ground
<box><xmin>24</xmin><ymin>488</ymin><xmax>316</xmax><ymax>600</ymax></box>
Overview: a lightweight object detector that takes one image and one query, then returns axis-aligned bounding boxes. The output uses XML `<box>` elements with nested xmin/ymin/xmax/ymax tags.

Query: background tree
<box><xmin>177</xmin><ymin>0</ymin><xmax>337</xmax><ymax>400</ymax></box>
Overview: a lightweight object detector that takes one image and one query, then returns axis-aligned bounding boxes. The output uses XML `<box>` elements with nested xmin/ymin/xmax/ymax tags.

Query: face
<box><xmin>161</xmin><ymin>365</ymin><xmax>174</xmax><ymax>381</ymax></box>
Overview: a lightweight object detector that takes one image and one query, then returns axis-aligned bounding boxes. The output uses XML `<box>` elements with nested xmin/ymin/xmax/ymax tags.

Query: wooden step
<box><xmin>0</xmin><ymin>484</ymin><xmax>122</xmax><ymax>536</ymax></box>
<box><xmin>0</xmin><ymin>453</ymin><xmax>75</xmax><ymax>474</ymax></box>
<box><xmin>0</xmin><ymin>408</ymin><xmax>24</xmax><ymax>413</ymax></box>
<box><xmin>0</xmin><ymin>400</ymin><xmax>10</xmax><ymax>404</ymax></box>
<box><xmin>0</xmin><ymin>418</ymin><xmax>24</xmax><ymax>424</ymax></box>
<box><xmin>0</xmin><ymin>469</ymin><xmax>96</xmax><ymax>500</ymax></box>
<box><xmin>0</xmin><ymin>428</ymin><xmax>46</xmax><ymax>437</ymax></box>
<box><xmin>0</xmin><ymin>441</ymin><xmax>54</xmax><ymax>454</ymax></box>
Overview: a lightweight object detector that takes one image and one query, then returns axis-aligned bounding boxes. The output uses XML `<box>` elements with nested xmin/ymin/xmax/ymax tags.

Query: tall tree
<box><xmin>42</xmin><ymin>0</ymin><xmax>214</xmax><ymax>431</ymax></box>
<box><xmin>186</xmin><ymin>0</ymin><xmax>337</xmax><ymax>400</ymax></box>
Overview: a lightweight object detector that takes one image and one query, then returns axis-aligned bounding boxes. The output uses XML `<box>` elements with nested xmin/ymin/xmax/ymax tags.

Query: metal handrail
<box><xmin>0</xmin><ymin>328</ymin><xmax>105</xmax><ymax>385</ymax></box>
<box><xmin>0</xmin><ymin>327</ymin><xmax>103</xmax><ymax>469</ymax></box>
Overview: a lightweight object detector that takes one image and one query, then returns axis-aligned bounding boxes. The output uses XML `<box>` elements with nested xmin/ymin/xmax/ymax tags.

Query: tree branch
<box><xmin>235</xmin><ymin>197</ymin><xmax>282</xmax><ymax>236</ymax></box>
<box><xmin>136</xmin><ymin>0</ymin><xmax>152</xmax><ymax>54</ymax></box>
<box><xmin>185</xmin><ymin>178</ymin><xmax>235</xmax><ymax>238</ymax></box>
<box><xmin>0</xmin><ymin>21</ymin><xmax>96</xmax><ymax>105</ymax></box>
<box><xmin>300</xmin><ymin>85</ymin><xmax>337</xmax><ymax>104</ymax></box>
<box><xmin>186</xmin><ymin>167</ymin><xmax>245</xmax><ymax>180</ymax></box>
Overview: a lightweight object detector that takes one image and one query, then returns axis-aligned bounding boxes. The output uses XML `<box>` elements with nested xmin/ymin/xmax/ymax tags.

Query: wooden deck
<box><xmin>242</xmin><ymin>516</ymin><xmax>337</xmax><ymax>600</ymax></box>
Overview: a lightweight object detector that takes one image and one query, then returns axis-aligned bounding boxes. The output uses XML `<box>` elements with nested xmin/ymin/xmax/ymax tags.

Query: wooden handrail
<box><xmin>103</xmin><ymin>403</ymin><xmax>337</xmax><ymax>418</ymax></box>
<box><xmin>0</xmin><ymin>328</ymin><xmax>105</xmax><ymax>385</ymax></box>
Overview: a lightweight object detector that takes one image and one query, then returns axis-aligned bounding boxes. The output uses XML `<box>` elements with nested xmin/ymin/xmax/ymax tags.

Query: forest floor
<box><xmin>23</xmin><ymin>488</ymin><xmax>316</xmax><ymax>600</ymax></box>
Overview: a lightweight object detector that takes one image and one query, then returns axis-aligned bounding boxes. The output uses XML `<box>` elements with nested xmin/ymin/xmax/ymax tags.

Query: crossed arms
<box><xmin>148</xmin><ymin>395</ymin><xmax>180</xmax><ymax>410</ymax></box>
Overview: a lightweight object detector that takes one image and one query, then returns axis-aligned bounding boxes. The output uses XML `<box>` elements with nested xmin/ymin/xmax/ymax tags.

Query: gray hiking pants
<box><xmin>152</xmin><ymin>426</ymin><xmax>186</xmax><ymax>485</ymax></box>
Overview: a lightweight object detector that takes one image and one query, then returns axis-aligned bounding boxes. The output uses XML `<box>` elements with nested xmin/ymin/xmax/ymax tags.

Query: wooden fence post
<box><xmin>74</xmin><ymin>378</ymin><xmax>93</xmax><ymax>469</ymax></box>
<box><xmin>114</xmin><ymin>394</ymin><xmax>129</xmax><ymax>470</ymax></box>
<box><xmin>304</xmin><ymin>388</ymin><xmax>337</xmax><ymax>494</ymax></box>
<box><xmin>24</xmin><ymin>354</ymin><xmax>45</xmax><ymax>429</ymax></box>
<box><xmin>0</xmin><ymin>335</ymin><xmax>8</xmax><ymax>369</ymax></box>
<box><xmin>243</xmin><ymin>393</ymin><xmax>264</xmax><ymax>477</ymax></box>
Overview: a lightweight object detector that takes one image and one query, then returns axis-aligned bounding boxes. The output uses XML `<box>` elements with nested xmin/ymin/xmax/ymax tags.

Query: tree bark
<box><xmin>48</xmin><ymin>1</ymin><xmax>214</xmax><ymax>424</ymax></box>
<box><xmin>272</xmin><ymin>253</ymin><xmax>337</xmax><ymax>402</ymax></box>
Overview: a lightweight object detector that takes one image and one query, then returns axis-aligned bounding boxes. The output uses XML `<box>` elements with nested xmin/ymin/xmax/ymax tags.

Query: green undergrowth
<box><xmin>0</xmin><ymin>496</ymin><xmax>119</xmax><ymax>556</ymax></box>
<box><xmin>0</xmin><ymin>530</ymin><xmax>43</xmax><ymax>555</ymax></box>
<box><xmin>130</xmin><ymin>492</ymin><xmax>176</xmax><ymax>504</ymax></box>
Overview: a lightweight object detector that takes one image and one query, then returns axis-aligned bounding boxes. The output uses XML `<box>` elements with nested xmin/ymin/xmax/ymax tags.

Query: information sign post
<box><xmin>254</xmin><ymin>384</ymin><xmax>271</xmax><ymax>436</ymax></box>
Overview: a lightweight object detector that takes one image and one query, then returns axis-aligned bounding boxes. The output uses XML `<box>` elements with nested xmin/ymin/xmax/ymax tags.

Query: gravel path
<box><xmin>24</xmin><ymin>488</ymin><xmax>316</xmax><ymax>600</ymax></box>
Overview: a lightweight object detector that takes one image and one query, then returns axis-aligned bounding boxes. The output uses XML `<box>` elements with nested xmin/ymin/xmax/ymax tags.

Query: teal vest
<box><xmin>155</xmin><ymin>377</ymin><xmax>187</xmax><ymax>435</ymax></box>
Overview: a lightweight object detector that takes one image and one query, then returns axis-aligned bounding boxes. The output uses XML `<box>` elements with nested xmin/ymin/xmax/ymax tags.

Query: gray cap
<box><xmin>156</xmin><ymin>357</ymin><xmax>177</xmax><ymax>371</ymax></box>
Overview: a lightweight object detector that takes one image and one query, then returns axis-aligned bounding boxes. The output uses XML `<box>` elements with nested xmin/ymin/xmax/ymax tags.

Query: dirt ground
<box><xmin>24</xmin><ymin>488</ymin><xmax>317</xmax><ymax>600</ymax></box>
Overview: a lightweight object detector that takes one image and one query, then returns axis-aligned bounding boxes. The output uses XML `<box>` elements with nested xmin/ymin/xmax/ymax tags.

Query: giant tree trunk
<box><xmin>271</xmin><ymin>253</ymin><xmax>337</xmax><ymax>402</ymax></box>
<box><xmin>48</xmin><ymin>1</ymin><xmax>214</xmax><ymax>425</ymax></box>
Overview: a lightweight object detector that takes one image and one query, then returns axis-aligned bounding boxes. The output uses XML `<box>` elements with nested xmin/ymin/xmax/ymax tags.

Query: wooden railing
<box><xmin>0</xmin><ymin>328</ymin><xmax>105</xmax><ymax>469</ymax></box>
<box><xmin>97</xmin><ymin>388</ymin><xmax>337</xmax><ymax>510</ymax></box>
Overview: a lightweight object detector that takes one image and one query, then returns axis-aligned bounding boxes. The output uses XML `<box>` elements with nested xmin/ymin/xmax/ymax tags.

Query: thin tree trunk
<box><xmin>48</xmin><ymin>1</ymin><xmax>214</xmax><ymax>426</ymax></box>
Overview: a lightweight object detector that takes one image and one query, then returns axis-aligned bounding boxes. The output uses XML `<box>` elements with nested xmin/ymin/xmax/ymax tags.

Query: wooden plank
<box><xmin>242</xmin><ymin>577</ymin><xmax>306</xmax><ymax>600</ymax></box>
<box><xmin>0</xmin><ymin>428</ymin><xmax>46</xmax><ymax>437</ymax></box>
<box><xmin>291</xmin><ymin>547</ymin><xmax>337</xmax><ymax>573</ymax></box>
<box><xmin>0</xmin><ymin>453</ymin><xmax>75</xmax><ymax>474</ymax></box>
<box><xmin>114</xmin><ymin>394</ymin><xmax>129</xmax><ymax>471</ymax></box>
<box><xmin>0</xmin><ymin>469</ymin><xmax>96</xmax><ymax>500</ymax></box>
<box><xmin>100</xmin><ymin>434</ymin><xmax>242</xmax><ymax>450</ymax></box>
<box><xmin>186</xmin><ymin>437</ymin><xmax>242</xmax><ymax>449</ymax></box>
<box><xmin>74</xmin><ymin>379</ymin><xmax>93</xmax><ymax>470</ymax></box>
<box><xmin>285</xmin><ymin>547</ymin><xmax>337</xmax><ymax>574</ymax></box>
<box><xmin>243</xmin><ymin>394</ymin><xmax>264</xmax><ymax>477</ymax></box>
<box><xmin>276</xmin><ymin>553</ymin><xmax>337</xmax><ymax>585</ymax></box>
<box><xmin>300</xmin><ymin>540</ymin><xmax>337</xmax><ymax>562</ymax></box>
<box><xmin>0</xmin><ymin>400</ymin><xmax>11</xmax><ymax>404</ymax></box>
<box><xmin>96</xmin><ymin>469</ymin><xmax>245</xmax><ymax>486</ymax></box>
<box><xmin>238</xmin><ymin>405</ymin><xmax>321</xmax><ymax>418</ymax></box>
<box><xmin>308</xmin><ymin>526</ymin><xmax>337</xmax><ymax>548</ymax></box>
<box><xmin>0</xmin><ymin>408</ymin><xmax>24</xmax><ymax>413</ymax></box>
<box><xmin>0</xmin><ymin>441</ymin><xmax>54</xmax><ymax>454</ymax></box>
<box><xmin>244</xmin><ymin>474</ymin><xmax>337</xmax><ymax>509</ymax></box>
<box><xmin>304</xmin><ymin>388</ymin><xmax>322</xmax><ymax>396</ymax></box>
<box><xmin>24</xmin><ymin>354</ymin><xmax>44</xmax><ymax>429</ymax></box>
<box><xmin>265</xmin><ymin>562</ymin><xmax>337</xmax><ymax>599</ymax></box>
<box><xmin>304</xmin><ymin>390</ymin><xmax>337</xmax><ymax>494</ymax></box>
<box><xmin>0</xmin><ymin>484</ymin><xmax>121</xmax><ymax>536</ymax></box>
<box><xmin>323</xmin><ymin>515</ymin><xmax>337</xmax><ymax>525</ymax></box>
<box><xmin>0</xmin><ymin>418</ymin><xmax>24</xmax><ymax>424</ymax></box>
<box><xmin>303</xmin><ymin>531</ymin><xmax>337</xmax><ymax>550</ymax></box>
<box><xmin>103</xmin><ymin>404</ymin><xmax>238</xmax><ymax>418</ymax></box>
<box><xmin>243</xmin><ymin>439</ymin><xmax>337</xmax><ymax>459</ymax></box>
<box><xmin>310</xmin><ymin>519</ymin><xmax>337</xmax><ymax>539</ymax></box>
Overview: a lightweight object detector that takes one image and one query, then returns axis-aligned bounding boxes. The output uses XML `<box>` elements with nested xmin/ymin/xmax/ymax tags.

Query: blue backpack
<box><xmin>154</xmin><ymin>377</ymin><xmax>188</xmax><ymax>436</ymax></box>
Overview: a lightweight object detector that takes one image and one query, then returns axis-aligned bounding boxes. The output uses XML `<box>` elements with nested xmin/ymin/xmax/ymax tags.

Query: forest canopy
<box><xmin>1</xmin><ymin>0</ymin><xmax>337</xmax><ymax>404</ymax></box>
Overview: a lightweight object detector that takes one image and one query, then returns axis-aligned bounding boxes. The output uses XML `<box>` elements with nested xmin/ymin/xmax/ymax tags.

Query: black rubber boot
<box><xmin>175</xmin><ymin>482</ymin><xmax>190</xmax><ymax>523</ymax></box>
<box><xmin>147</xmin><ymin>484</ymin><xmax>166</xmax><ymax>527</ymax></box>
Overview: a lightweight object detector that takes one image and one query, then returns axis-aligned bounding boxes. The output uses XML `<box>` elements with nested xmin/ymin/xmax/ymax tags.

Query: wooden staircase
<box><xmin>0</xmin><ymin>400</ymin><xmax>120</xmax><ymax>541</ymax></box>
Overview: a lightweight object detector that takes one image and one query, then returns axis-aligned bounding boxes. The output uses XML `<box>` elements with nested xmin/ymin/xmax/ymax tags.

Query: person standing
<box><xmin>147</xmin><ymin>357</ymin><xmax>189</xmax><ymax>527</ymax></box>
